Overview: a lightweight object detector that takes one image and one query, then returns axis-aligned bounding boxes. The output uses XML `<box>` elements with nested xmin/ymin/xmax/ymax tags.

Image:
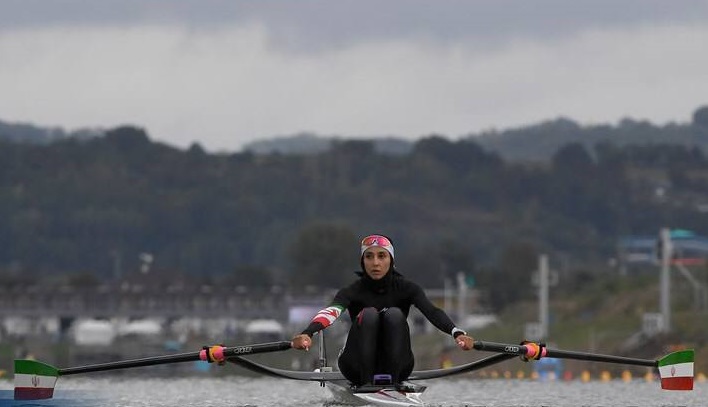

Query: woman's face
<box><xmin>362</xmin><ymin>247</ymin><xmax>391</xmax><ymax>280</ymax></box>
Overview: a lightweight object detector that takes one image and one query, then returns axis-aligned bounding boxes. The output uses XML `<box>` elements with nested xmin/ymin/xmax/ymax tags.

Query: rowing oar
<box><xmin>14</xmin><ymin>340</ymin><xmax>292</xmax><ymax>400</ymax></box>
<box><xmin>473</xmin><ymin>340</ymin><xmax>694</xmax><ymax>390</ymax></box>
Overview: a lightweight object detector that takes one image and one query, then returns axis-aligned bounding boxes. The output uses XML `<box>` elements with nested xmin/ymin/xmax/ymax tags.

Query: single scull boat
<box><xmin>13</xmin><ymin>338</ymin><xmax>694</xmax><ymax>406</ymax></box>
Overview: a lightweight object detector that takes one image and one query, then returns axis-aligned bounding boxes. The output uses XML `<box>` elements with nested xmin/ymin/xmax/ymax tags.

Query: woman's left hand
<box><xmin>456</xmin><ymin>334</ymin><xmax>474</xmax><ymax>351</ymax></box>
<box><xmin>292</xmin><ymin>334</ymin><xmax>312</xmax><ymax>351</ymax></box>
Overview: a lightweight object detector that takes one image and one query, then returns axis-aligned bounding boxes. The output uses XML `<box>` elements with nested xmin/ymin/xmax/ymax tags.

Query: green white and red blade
<box><xmin>657</xmin><ymin>350</ymin><xmax>694</xmax><ymax>390</ymax></box>
<box><xmin>14</xmin><ymin>359</ymin><xmax>60</xmax><ymax>400</ymax></box>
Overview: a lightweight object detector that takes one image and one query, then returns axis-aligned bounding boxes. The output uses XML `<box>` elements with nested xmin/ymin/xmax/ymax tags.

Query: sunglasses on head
<box><xmin>361</xmin><ymin>235</ymin><xmax>392</xmax><ymax>247</ymax></box>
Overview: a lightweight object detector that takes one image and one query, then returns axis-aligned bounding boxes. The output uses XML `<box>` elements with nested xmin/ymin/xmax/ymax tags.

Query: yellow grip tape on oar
<box><xmin>520</xmin><ymin>341</ymin><xmax>547</xmax><ymax>362</ymax></box>
<box><xmin>200</xmin><ymin>345</ymin><xmax>226</xmax><ymax>365</ymax></box>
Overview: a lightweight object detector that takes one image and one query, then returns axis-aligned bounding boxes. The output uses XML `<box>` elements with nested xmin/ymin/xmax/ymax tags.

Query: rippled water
<box><xmin>1</xmin><ymin>377</ymin><xmax>705</xmax><ymax>407</ymax></box>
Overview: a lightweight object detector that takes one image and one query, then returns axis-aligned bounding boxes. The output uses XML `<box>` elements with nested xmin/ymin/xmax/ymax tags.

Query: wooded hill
<box><xmin>245</xmin><ymin>105</ymin><xmax>708</xmax><ymax>162</ymax></box>
<box><xmin>2</xmin><ymin>110</ymin><xmax>708</xmax><ymax>312</ymax></box>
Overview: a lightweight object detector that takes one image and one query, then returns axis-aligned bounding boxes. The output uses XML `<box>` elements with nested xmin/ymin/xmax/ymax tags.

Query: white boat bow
<box><xmin>326</xmin><ymin>380</ymin><xmax>426</xmax><ymax>407</ymax></box>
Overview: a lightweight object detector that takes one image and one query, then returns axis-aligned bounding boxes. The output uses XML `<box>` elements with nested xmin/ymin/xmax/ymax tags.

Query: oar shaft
<box><xmin>546</xmin><ymin>348</ymin><xmax>656</xmax><ymax>367</ymax></box>
<box><xmin>60</xmin><ymin>352</ymin><xmax>200</xmax><ymax>375</ymax></box>
<box><xmin>473</xmin><ymin>340</ymin><xmax>657</xmax><ymax>367</ymax></box>
<box><xmin>59</xmin><ymin>340</ymin><xmax>292</xmax><ymax>375</ymax></box>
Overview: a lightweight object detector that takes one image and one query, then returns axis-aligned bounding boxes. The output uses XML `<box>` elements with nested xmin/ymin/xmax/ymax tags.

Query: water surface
<box><xmin>1</xmin><ymin>377</ymin><xmax>704</xmax><ymax>407</ymax></box>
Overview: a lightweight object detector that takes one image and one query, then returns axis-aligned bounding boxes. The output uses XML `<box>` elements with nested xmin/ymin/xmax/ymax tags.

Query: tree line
<box><xmin>2</xmin><ymin>123</ymin><xmax>708</xmax><ymax>311</ymax></box>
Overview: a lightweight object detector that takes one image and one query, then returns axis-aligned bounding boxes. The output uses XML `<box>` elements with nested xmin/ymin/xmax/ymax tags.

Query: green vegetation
<box><xmin>467</xmin><ymin>272</ymin><xmax>708</xmax><ymax>375</ymax></box>
<box><xmin>1</xmin><ymin>112</ymin><xmax>708</xmax><ymax>319</ymax></box>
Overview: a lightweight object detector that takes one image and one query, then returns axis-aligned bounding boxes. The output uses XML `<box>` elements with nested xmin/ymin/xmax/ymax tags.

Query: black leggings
<box><xmin>337</xmin><ymin>307</ymin><xmax>414</xmax><ymax>386</ymax></box>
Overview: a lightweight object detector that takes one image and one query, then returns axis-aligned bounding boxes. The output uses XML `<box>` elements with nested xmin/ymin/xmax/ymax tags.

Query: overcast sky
<box><xmin>1</xmin><ymin>0</ymin><xmax>708</xmax><ymax>152</ymax></box>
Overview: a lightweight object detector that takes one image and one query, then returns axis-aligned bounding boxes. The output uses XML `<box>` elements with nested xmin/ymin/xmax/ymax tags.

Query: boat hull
<box><xmin>326</xmin><ymin>381</ymin><xmax>426</xmax><ymax>407</ymax></box>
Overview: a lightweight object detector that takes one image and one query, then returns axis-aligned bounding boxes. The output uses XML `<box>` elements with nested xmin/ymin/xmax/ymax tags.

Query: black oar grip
<box><xmin>221</xmin><ymin>340</ymin><xmax>293</xmax><ymax>358</ymax></box>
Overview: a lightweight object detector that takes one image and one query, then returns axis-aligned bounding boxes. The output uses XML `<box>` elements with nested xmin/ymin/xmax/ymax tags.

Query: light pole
<box><xmin>539</xmin><ymin>254</ymin><xmax>549</xmax><ymax>339</ymax></box>
<box><xmin>527</xmin><ymin>254</ymin><xmax>555</xmax><ymax>340</ymax></box>
<box><xmin>659</xmin><ymin>228</ymin><xmax>672</xmax><ymax>332</ymax></box>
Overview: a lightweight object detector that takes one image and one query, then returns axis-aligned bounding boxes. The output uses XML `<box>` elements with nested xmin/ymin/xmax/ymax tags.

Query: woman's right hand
<box><xmin>456</xmin><ymin>334</ymin><xmax>474</xmax><ymax>351</ymax></box>
<box><xmin>291</xmin><ymin>334</ymin><xmax>312</xmax><ymax>351</ymax></box>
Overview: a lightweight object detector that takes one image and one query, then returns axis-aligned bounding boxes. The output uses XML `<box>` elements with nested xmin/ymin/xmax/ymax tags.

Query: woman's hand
<box><xmin>456</xmin><ymin>334</ymin><xmax>474</xmax><ymax>351</ymax></box>
<box><xmin>291</xmin><ymin>334</ymin><xmax>312</xmax><ymax>351</ymax></box>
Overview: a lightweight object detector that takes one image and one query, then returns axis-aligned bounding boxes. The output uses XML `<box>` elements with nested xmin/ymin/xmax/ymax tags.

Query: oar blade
<box><xmin>657</xmin><ymin>350</ymin><xmax>694</xmax><ymax>391</ymax></box>
<box><xmin>14</xmin><ymin>359</ymin><xmax>60</xmax><ymax>400</ymax></box>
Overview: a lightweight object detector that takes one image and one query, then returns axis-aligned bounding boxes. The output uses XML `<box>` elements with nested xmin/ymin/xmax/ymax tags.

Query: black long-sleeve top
<box><xmin>301</xmin><ymin>270</ymin><xmax>458</xmax><ymax>337</ymax></box>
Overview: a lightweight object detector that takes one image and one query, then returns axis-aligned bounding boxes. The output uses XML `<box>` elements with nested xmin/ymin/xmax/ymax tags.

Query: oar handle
<box><xmin>473</xmin><ymin>341</ymin><xmax>534</xmax><ymax>356</ymax></box>
<box><xmin>473</xmin><ymin>340</ymin><xmax>657</xmax><ymax>367</ymax></box>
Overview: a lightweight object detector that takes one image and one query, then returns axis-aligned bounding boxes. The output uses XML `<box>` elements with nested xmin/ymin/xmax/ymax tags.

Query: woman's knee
<box><xmin>381</xmin><ymin>307</ymin><xmax>405</xmax><ymax>323</ymax></box>
<box><xmin>356</xmin><ymin>307</ymin><xmax>380</xmax><ymax>327</ymax></box>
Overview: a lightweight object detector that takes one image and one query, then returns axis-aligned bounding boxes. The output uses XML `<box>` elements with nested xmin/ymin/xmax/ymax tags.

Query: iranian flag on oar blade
<box><xmin>14</xmin><ymin>359</ymin><xmax>60</xmax><ymax>400</ymax></box>
<box><xmin>658</xmin><ymin>350</ymin><xmax>694</xmax><ymax>390</ymax></box>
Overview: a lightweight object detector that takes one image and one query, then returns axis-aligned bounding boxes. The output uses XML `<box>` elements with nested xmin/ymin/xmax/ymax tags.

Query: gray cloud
<box><xmin>1</xmin><ymin>0</ymin><xmax>707</xmax><ymax>152</ymax></box>
<box><xmin>3</xmin><ymin>0</ymin><xmax>708</xmax><ymax>51</ymax></box>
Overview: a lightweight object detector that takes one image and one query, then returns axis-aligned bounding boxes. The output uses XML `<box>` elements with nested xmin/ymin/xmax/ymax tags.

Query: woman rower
<box><xmin>291</xmin><ymin>234</ymin><xmax>474</xmax><ymax>387</ymax></box>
